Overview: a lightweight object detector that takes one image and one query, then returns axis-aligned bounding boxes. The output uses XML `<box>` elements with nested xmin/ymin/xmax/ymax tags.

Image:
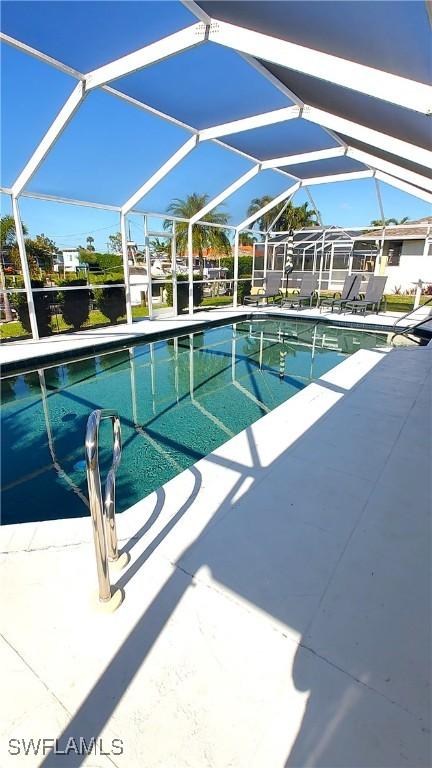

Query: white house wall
<box><xmin>384</xmin><ymin>239</ymin><xmax>432</xmax><ymax>294</ymax></box>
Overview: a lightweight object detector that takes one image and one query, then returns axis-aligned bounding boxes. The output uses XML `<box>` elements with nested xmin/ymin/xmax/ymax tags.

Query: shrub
<box><xmin>220</xmin><ymin>256</ymin><xmax>253</xmax><ymax>279</ymax></box>
<box><xmin>94</xmin><ymin>279</ymin><xmax>126</xmax><ymax>324</ymax></box>
<box><xmin>166</xmin><ymin>274</ymin><xmax>203</xmax><ymax>313</ymax></box>
<box><xmin>11</xmin><ymin>280</ymin><xmax>52</xmax><ymax>337</ymax></box>
<box><xmin>58</xmin><ymin>278</ymin><xmax>91</xmax><ymax>330</ymax></box>
<box><xmin>89</xmin><ymin>271</ymin><xmax>124</xmax><ymax>285</ymax></box>
<box><xmin>97</xmin><ymin>253</ymin><xmax>123</xmax><ymax>272</ymax></box>
<box><xmin>237</xmin><ymin>279</ymin><xmax>252</xmax><ymax>304</ymax></box>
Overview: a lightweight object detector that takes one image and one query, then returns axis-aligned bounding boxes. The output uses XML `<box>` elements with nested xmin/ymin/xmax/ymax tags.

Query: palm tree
<box><xmin>86</xmin><ymin>236</ymin><xmax>95</xmax><ymax>251</ymax></box>
<box><xmin>239</xmin><ymin>232</ymin><xmax>256</xmax><ymax>246</ymax></box>
<box><xmin>278</xmin><ymin>201</ymin><xmax>318</xmax><ymax>232</ymax></box>
<box><xmin>164</xmin><ymin>193</ymin><xmax>231</xmax><ymax>271</ymax></box>
<box><xmin>0</xmin><ymin>215</ymin><xmax>28</xmax><ymax>322</ymax></box>
<box><xmin>246</xmin><ymin>196</ymin><xmax>317</xmax><ymax>232</ymax></box>
<box><xmin>370</xmin><ymin>216</ymin><xmax>410</xmax><ymax>227</ymax></box>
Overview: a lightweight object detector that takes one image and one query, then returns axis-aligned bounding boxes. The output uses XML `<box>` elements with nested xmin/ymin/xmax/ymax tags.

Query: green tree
<box><xmin>239</xmin><ymin>232</ymin><xmax>256</xmax><ymax>246</ymax></box>
<box><xmin>278</xmin><ymin>201</ymin><xmax>318</xmax><ymax>232</ymax></box>
<box><xmin>107</xmin><ymin>232</ymin><xmax>122</xmax><ymax>254</ymax></box>
<box><xmin>370</xmin><ymin>216</ymin><xmax>410</xmax><ymax>226</ymax></box>
<box><xmin>86</xmin><ymin>236</ymin><xmax>95</xmax><ymax>251</ymax></box>
<box><xmin>164</xmin><ymin>194</ymin><xmax>231</xmax><ymax>271</ymax></box>
<box><xmin>150</xmin><ymin>237</ymin><xmax>170</xmax><ymax>256</ymax></box>
<box><xmin>0</xmin><ymin>215</ymin><xmax>27</xmax><ymax>321</ymax></box>
<box><xmin>246</xmin><ymin>197</ymin><xmax>317</xmax><ymax>232</ymax></box>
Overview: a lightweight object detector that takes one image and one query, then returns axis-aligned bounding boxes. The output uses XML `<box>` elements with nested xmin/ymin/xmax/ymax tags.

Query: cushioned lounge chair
<box><xmin>319</xmin><ymin>274</ymin><xmax>362</xmax><ymax>313</ymax></box>
<box><xmin>344</xmin><ymin>276</ymin><xmax>387</xmax><ymax>315</ymax></box>
<box><xmin>280</xmin><ymin>274</ymin><xmax>318</xmax><ymax>309</ymax></box>
<box><xmin>244</xmin><ymin>272</ymin><xmax>282</xmax><ymax>305</ymax></box>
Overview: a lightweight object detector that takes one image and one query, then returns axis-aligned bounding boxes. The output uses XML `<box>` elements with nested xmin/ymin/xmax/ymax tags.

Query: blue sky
<box><xmin>1</xmin><ymin>0</ymin><xmax>430</xmax><ymax>251</ymax></box>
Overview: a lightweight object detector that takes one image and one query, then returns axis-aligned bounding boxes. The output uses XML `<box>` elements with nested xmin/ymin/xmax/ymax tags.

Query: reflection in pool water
<box><xmin>1</xmin><ymin>319</ymin><xmax>388</xmax><ymax>525</ymax></box>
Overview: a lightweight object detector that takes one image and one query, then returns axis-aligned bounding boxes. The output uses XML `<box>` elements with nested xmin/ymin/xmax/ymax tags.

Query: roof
<box><xmin>1</xmin><ymin>1</ymin><xmax>431</xmax><ymax>223</ymax></box>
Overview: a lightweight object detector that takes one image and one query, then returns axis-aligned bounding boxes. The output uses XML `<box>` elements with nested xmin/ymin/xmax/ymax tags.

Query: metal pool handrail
<box><xmin>391</xmin><ymin>296</ymin><xmax>432</xmax><ymax>344</ymax></box>
<box><xmin>85</xmin><ymin>409</ymin><xmax>122</xmax><ymax>603</ymax></box>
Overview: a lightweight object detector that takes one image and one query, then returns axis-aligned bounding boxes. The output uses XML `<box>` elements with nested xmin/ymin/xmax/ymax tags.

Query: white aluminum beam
<box><xmin>199</xmin><ymin>106</ymin><xmax>300</xmax><ymax>141</ymax></box>
<box><xmin>375</xmin><ymin>171</ymin><xmax>432</xmax><ymax>204</ymax></box>
<box><xmin>0</xmin><ymin>32</ymin><xmax>83</xmax><ymax>80</ymax></box>
<box><xmin>304</xmin><ymin>106</ymin><xmax>432</xmax><ymax>169</ymax></box>
<box><xmin>305</xmin><ymin>187</ymin><xmax>323</xmax><ymax>226</ymax></box>
<box><xmin>304</xmin><ymin>170</ymin><xmax>373</xmax><ymax>185</ymax></box>
<box><xmin>122</xmin><ymin>136</ymin><xmax>198</xmax><ymax>214</ymax></box>
<box><xmin>120</xmin><ymin>212</ymin><xmax>133</xmax><ymax>324</ymax></box>
<box><xmin>347</xmin><ymin>147</ymin><xmax>432</xmax><ymax>193</ymax></box>
<box><xmin>12</xmin><ymin>81</ymin><xmax>85</xmax><ymax>196</ymax></box>
<box><xmin>262</xmin><ymin>146</ymin><xmax>345</xmax><ymax>169</ymax></box>
<box><xmin>237</xmin><ymin>182</ymin><xmax>301</xmax><ymax>231</ymax></box>
<box><xmin>85</xmin><ymin>23</ymin><xmax>206</xmax><ymax>90</ymax></box>
<box><xmin>208</xmin><ymin>19</ymin><xmax>432</xmax><ymax>115</ymax></box>
<box><xmin>190</xmin><ymin>165</ymin><xmax>260</xmax><ymax>224</ymax></box>
<box><xmin>12</xmin><ymin>196</ymin><xmax>39</xmax><ymax>339</ymax></box>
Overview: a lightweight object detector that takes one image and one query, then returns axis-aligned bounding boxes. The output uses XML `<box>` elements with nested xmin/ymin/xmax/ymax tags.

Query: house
<box><xmin>53</xmin><ymin>248</ymin><xmax>81</xmax><ymax>273</ymax></box>
<box><xmin>251</xmin><ymin>219</ymin><xmax>432</xmax><ymax>295</ymax></box>
<box><xmin>360</xmin><ymin>216</ymin><xmax>432</xmax><ymax>293</ymax></box>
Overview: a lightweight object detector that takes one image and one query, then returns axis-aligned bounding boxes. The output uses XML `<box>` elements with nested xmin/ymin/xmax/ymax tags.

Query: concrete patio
<box><xmin>1</xmin><ymin>336</ymin><xmax>430</xmax><ymax>768</ymax></box>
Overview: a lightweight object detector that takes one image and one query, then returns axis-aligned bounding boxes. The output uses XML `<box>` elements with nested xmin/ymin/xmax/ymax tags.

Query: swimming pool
<box><xmin>1</xmin><ymin>318</ymin><xmax>389</xmax><ymax>525</ymax></box>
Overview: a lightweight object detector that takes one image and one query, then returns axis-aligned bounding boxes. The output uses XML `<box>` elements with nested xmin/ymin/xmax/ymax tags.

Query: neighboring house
<box><xmin>361</xmin><ymin>217</ymin><xmax>432</xmax><ymax>293</ymax></box>
<box><xmin>251</xmin><ymin>219</ymin><xmax>432</xmax><ymax>294</ymax></box>
<box><xmin>54</xmin><ymin>248</ymin><xmax>81</xmax><ymax>273</ymax></box>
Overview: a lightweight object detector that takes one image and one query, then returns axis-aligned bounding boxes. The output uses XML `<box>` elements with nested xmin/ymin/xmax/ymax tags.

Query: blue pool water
<box><xmin>1</xmin><ymin>318</ymin><xmax>388</xmax><ymax>525</ymax></box>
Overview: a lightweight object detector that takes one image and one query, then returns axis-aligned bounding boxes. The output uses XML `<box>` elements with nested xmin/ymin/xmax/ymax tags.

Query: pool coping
<box><xmin>2</xmin><ymin>305</ymin><xmax>429</xmax><ymax>376</ymax></box>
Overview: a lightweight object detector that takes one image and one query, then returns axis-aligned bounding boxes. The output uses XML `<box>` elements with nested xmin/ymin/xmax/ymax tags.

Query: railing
<box><xmin>391</xmin><ymin>296</ymin><xmax>432</xmax><ymax>344</ymax></box>
<box><xmin>85</xmin><ymin>409</ymin><xmax>125</xmax><ymax>606</ymax></box>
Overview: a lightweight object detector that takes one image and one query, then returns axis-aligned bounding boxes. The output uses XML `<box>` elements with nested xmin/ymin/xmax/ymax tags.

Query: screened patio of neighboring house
<box><xmin>1</xmin><ymin>0</ymin><xmax>431</xmax><ymax>343</ymax></box>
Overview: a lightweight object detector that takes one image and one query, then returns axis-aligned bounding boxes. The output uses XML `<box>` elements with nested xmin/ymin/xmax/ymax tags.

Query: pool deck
<box><xmin>1</xmin><ymin>318</ymin><xmax>431</xmax><ymax>767</ymax></box>
<box><xmin>1</xmin><ymin>303</ymin><xmax>431</xmax><ymax>373</ymax></box>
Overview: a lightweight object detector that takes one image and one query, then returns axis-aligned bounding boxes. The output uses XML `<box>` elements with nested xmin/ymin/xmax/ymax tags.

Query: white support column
<box><xmin>263</xmin><ymin>234</ymin><xmax>269</xmax><ymax>289</ymax></box>
<box><xmin>252</xmin><ymin>242</ymin><xmax>256</xmax><ymax>287</ymax></box>
<box><xmin>120</xmin><ymin>212</ymin><xmax>133</xmax><ymax>324</ymax></box>
<box><xmin>318</xmin><ymin>231</ymin><xmax>326</xmax><ymax>295</ymax></box>
<box><xmin>171</xmin><ymin>221</ymin><xmax>178</xmax><ymax>316</ymax></box>
<box><xmin>188</xmin><ymin>223</ymin><xmax>194</xmax><ymax>316</ymax></box>
<box><xmin>12</xmin><ymin>196</ymin><xmax>39</xmax><ymax>339</ymax></box>
<box><xmin>328</xmin><ymin>242</ymin><xmax>334</xmax><ymax>289</ymax></box>
<box><xmin>144</xmin><ymin>215</ymin><xmax>153</xmax><ymax>319</ymax></box>
<box><xmin>233</xmin><ymin>230</ymin><xmax>239</xmax><ymax>307</ymax></box>
<box><xmin>373</xmin><ymin>178</ymin><xmax>386</xmax><ymax>276</ymax></box>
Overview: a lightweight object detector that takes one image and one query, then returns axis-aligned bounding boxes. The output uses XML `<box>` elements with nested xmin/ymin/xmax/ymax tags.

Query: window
<box><xmin>387</xmin><ymin>241</ymin><xmax>402</xmax><ymax>266</ymax></box>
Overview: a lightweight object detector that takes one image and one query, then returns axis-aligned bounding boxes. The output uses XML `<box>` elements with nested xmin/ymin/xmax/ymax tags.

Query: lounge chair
<box><xmin>280</xmin><ymin>274</ymin><xmax>318</xmax><ymax>309</ymax></box>
<box><xmin>344</xmin><ymin>275</ymin><xmax>387</xmax><ymax>315</ymax></box>
<box><xmin>319</xmin><ymin>274</ymin><xmax>362</xmax><ymax>313</ymax></box>
<box><xmin>244</xmin><ymin>272</ymin><xmax>282</xmax><ymax>305</ymax></box>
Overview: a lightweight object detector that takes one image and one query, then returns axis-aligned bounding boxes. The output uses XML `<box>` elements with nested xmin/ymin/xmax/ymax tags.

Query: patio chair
<box><xmin>244</xmin><ymin>272</ymin><xmax>282</xmax><ymax>305</ymax></box>
<box><xmin>344</xmin><ymin>276</ymin><xmax>388</xmax><ymax>315</ymax></box>
<box><xmin>319</xmin><ymin>274</ymin><xmax>362</xmax><ymax>313</ymax></box>
<box><xmin>280</xmin><ymin>274</ymin><xmax>318</xmax><ymax>309</ymax></box>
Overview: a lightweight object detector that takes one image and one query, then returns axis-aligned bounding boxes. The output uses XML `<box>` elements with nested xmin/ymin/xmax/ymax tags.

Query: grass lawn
<box><xmin>200</xmin><ymin>295</ymin><xmax>233</xmax><ymax>307</ymax></box>
<box><xmin>1</xmin><ymin>305</ymin><xmax>152</xmax><ymax>341</ymax></box>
